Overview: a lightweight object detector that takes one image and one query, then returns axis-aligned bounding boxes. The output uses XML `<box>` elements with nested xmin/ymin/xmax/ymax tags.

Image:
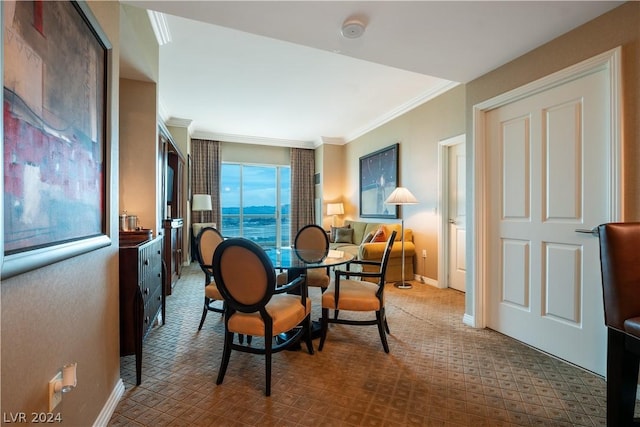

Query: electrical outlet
<box><xmin>49</xmin><ymin>372</ymin><xmax>62</xmax><ymax>411</ymax></box>
<box><xmin>421</xmin><ymin>249</ymin><xmax>427</xmax><ymax>258</ymax></box>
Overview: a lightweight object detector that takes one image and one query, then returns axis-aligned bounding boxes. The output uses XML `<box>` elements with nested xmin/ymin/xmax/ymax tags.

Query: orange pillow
<box><xmin>371</xmin><ymin>226</ymin><xmax>387</xmax><ymax>243</ymax></box>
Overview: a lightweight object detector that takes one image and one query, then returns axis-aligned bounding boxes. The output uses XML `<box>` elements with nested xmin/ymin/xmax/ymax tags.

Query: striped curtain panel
<box><xmin>290</xmin><ymin>148</ymin><xmax>315</xmax><ymax>235</ymax></box>
<box><xmin>191</xmin><ymin>139</ymin><xmax>221</xmax><ymax>229</ymax></box>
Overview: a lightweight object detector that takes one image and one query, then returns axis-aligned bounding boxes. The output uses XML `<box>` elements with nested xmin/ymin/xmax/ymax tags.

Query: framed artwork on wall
<box><xmin>359</xmin><ymin>143</ymin><xmax>399</xmax><ymax>218</ymax></box>
<box><xmin>2</xmin><ymin>1</ymin><xmax>112</xmax><ymax>279</ymax></box>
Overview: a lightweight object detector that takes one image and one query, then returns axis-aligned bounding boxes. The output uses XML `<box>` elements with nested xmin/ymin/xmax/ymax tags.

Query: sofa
<box><xmin>328</xmin><ymin>220</ymin><xmax>415</xmax><ymax>282</ymax></box>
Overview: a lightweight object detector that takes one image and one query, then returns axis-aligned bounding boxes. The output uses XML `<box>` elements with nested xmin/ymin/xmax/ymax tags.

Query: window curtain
<box><xmin>290</xmin><ymin>148</ymin><xmax>315</xmax><ymax>235</ymax></box>
<box><xmin>191</xmin><ymin>139</ymin><xmax>221</xmax><ymax>229</ymax></box>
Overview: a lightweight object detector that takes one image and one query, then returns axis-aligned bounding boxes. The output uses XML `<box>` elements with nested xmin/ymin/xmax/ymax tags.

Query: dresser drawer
<box><xmin>143</xmin><ymin>286</ymin><xmax>163</xmax><ymax>339</ymax></box>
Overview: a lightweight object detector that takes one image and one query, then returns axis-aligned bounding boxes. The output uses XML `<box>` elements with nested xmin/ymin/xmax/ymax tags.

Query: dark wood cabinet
<box><xmin>119</xmin><ymin>236</ymin><xmax>165</xmax><ymax>385</ymax></box>
<box><xmin>163</xmin><ymin>218</ymin><xmax>183</xmax><ymax>295</ymax></box>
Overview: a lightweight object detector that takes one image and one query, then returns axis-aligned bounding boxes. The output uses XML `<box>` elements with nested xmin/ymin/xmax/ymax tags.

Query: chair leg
<box><xmin>265</xmin><ymin>334</ymin><xmax>272</xmax><ymax>397</ymax></box>
<box><xmin>198</xmin><ymin>297</ymin><xmax>210</xmax><ymax>330</ymax></box>
<box><xmin>607</xmin><ymin>328</ymin><xmax>639</xmax><ymax>427</ymax></box>
<box><xmin>376</xmin><ymin>310</ymin><xmax>390</xmax><ymax>353</ymax></box>
<box><xmin>319</xmin><ymin>308</ymin><xmax>331</xmax><ymax>351</ymax></box>
<box><xmin>216</xmin><ymin>330</ymin><xmax>233</xmax><ymax>386</ymax></box>
<box><xmin>303</xmin><ymin>315</ymin><xmax>315</xmax><ymax>355</ymax></box>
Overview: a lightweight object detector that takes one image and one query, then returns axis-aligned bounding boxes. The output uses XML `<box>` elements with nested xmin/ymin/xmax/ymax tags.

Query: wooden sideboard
<box><xmin>119</xmin><ymin>236</ymin><xmax>165</xmax><ymax>385</ymax></box>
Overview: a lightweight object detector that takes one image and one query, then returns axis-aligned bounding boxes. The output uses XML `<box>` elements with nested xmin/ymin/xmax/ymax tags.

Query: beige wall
<box><xmin>464</xmin><ymin>1</ymin><xmax>640</xmax><ymax>315</ymax></box>
<box><xmin>1</xmin><ymin>2</ymin><xmax>121</xmax><ymax>425</ymax></box>
<box><xmin>339</xmin><ymin>85</ymin><xmax>466</xmax><ymax>280</ymax></box>
<box><xmin>119</xmin><ymin>78</ymin><xmax>159</xmax><ymax>234</ymax></box>
<box><xmin>317</xmin><ymin>144</ymin><xmax>347</xmax><ymax>230</ymax></box>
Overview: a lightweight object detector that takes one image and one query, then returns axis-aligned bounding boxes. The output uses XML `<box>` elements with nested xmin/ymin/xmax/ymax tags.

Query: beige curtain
<box><xmin>191</xmin><ymin>139</ymin><xmax>221</xmax><ymax>229</ymax></box>
<box><xmin>290</xmin><ymin>148</ymin><xmax>315</xmax><ymax>235</ymax></box>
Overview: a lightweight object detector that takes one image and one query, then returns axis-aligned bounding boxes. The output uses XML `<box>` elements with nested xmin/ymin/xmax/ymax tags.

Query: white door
<box><xmin>448</xmin><ymin>143</ymin><xmax>466</xmax><ymax>292</ymax></box>
<box><xmin>486</xmin><ymin>67</ymin><xmax>610</xmax><ymax>375</ymax></box>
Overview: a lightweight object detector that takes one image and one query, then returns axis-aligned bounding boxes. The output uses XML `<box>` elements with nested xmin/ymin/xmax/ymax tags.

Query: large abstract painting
<box><xmin>2</xmin><ymin>1</ymin><xmax>111</xmax><ymax>278</ymax></box>
<box><xmin>359</xmin><ymin>144</ymin><xmax>399</xmax><ymax>218</ymax></box>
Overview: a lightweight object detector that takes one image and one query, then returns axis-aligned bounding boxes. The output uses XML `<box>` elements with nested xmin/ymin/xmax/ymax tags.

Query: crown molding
<box><xmin>345</xmin><ymin>81</ymin><xmax>460</xmax><ymax>142</ymax></box>
<box><xmin>147</xmin><ymin>10</ymin><xmax>172</xmax><ymax>46</ymax></box>
<box><xmin>165</xmin><ymin>117</ymin><xmax>193</xmax><ymax>129</ymax></box>
<box><xmin>190</xmin><ymin>130</ymin><xmax>315</xmax><ymax>149</ymax></box>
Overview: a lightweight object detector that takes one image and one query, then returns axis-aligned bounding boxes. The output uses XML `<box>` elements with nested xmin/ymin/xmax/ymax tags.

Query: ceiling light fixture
<box><xmin>341</xmin><ymin>19</ymin><xmax>366</xmax><ymax>39</ymax></box>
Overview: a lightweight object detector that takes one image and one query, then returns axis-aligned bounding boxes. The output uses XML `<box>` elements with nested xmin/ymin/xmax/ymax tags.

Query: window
<box><xmin>221</xmin><ymin>163</ymin><xmax>291</xmax><ymax>248</ymax></box>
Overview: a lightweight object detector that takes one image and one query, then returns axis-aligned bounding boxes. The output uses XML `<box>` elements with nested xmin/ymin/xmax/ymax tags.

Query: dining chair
<box><xmin>194</xmin><ymin>226</ymin><xmax>225</xmax><ymax>330</ymax></box>
<box><xmin>598</xmin><ymin>222</ymin><xmax>640</xmax><ymax>426</ymax></box>
<box><xmin>212</xmin><ymin>237</ymin><xmax>314</xmax><ymax>396</ymax></box>
<box><xmin>319</xmin><ymin>230</ymin><xmax>397</xmax><ymax>353</ymax></box>
<box><xmin>276</xmin><ymin>224</ymin><xmax>331</xmax><ymax>290</ymax></box>
<box><xmin>294</xmin><ymin>224</ymin><xmax>331</xmax><ymax>289</ymax></box>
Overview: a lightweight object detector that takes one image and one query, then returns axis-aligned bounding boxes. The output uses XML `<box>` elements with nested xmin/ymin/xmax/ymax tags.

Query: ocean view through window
<box><xmin>221</xmin><ymin>163</ymin><xmax>291</xmax><ymax>248</ymax></box>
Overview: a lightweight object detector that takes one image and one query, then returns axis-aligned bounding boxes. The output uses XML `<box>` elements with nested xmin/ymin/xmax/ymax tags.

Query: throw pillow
<box><xmin>371</xmin><ymin>226</ymin><xmax>387</xmax><ymax>243</ymax></box>
<box><xmin>330</xmin><ymin>225</ymin><xmax>350</xmax><ymax>243</ymax></box>
<box><xmin>335</xmin><ymin>227</ymin><xmax>354</xmax><ymax>243</ymax></box>
<box><xmin>361</xmin><ymin>231</ymin><xmax>374</xmax><ymax>244</ymax></box>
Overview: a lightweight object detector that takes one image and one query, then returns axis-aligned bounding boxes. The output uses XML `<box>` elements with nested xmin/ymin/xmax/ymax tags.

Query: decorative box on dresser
<box><xmin>119</xmin><ymin>235</ymin><xmax>165</xmax><ymax>385</ymax></box>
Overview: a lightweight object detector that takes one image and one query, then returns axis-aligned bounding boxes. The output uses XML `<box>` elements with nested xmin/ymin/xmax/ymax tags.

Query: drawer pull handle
<box><xmin>144</xmin><ymin>288</ymin><xmax>150</xmax><ymax>295</ymax></box>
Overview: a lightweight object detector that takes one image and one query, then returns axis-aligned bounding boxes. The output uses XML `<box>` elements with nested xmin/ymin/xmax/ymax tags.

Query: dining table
<box><xmin>266</xmin><ymin>247</ymin><xmax>354</xmax><ymax>343</ymax></box>
<box><xmin>266</xmin><ymin>247</ymin><xmax>354</xmax><ymax>282</ymax></box>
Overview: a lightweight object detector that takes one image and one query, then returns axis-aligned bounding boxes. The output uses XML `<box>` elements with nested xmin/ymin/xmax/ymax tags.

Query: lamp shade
<box><xmin>192</xmin><ymin>194</ymin><xmax>212</xmax><ymax>211</ymax></box>
<box><xmin>327</xmin><ymin>203</ymin><xmax>344</xmax><ymax>216</ymax></box>
<box><xmin>385</xmin><ymin>187</ymin><xmax>418</xmax><ymax>205</ymax></box>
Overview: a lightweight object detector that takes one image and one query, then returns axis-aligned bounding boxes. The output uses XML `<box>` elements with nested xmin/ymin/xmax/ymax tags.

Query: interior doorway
<box><xmin>471</xmin><ymin>48</ymin><xmax>622</xmax><ymax>376</ymax></box>
<box><xmin>438</xmin><ymin>134</ymin><xmax>466</xmax><ymax>292</ymax></box>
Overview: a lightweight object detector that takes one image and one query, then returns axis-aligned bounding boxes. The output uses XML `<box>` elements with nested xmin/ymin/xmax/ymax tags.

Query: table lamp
<box><xmin>327</xmin><ymin>203</ymin><xmax>344</xmax><ymax>227</ymax></box>
<box><xmin>385</xmin><ymin>187</ymin><xmax>418</xmax><ymax>289</ymax></box>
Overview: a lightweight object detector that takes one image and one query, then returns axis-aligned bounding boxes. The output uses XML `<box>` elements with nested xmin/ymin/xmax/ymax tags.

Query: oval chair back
<box><xmin>213</xmin><ymin>238</ymin><xmax>275</xmax><ymax>313</ymax></box>
<box><xmin>294</xmin><ymin>224</ymin><xmax>329</xmax><ymax>263</ymax></box>
<box><xmin>195</xmin><ymin>227</ymin><xmax>224</xmax><ymax>277</ymax></box>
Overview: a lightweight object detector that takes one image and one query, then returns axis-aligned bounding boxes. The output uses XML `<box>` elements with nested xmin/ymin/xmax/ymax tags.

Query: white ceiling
<box><xmin>120</xmin><ymin>1</ymin><xmax>622</xmax><ymax>148</ymax></box>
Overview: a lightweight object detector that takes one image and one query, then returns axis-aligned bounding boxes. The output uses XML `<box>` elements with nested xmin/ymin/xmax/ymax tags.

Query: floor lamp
<box><xmin>192</xmin><ymin>194</ymin><xmax>212</xmax><ymax>223</ymax></box>
<box><xmin>385</xmin><ymin>187</ymin><xmax>418</xmax><ymax>289</ymax></box>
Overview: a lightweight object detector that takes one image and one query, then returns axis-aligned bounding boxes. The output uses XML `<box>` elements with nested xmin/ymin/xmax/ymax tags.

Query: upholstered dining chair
<box><xmin>293</xmin><ymin>224</ymin><xmax>331</xmax><ymax>289</ymax></box>
<box><xmin>319</xmin><ymin>230</ymin><xmax>397</xmax><ymax>353</ymax></box>
<box><xmin>194</xmin><ymin>226</ymin><xmax>225</xmax><ymax>330</ymax></box>
<box><xmin>598</xmin><ymin>222</ymin><xmax>640</xmax><ymax>426</ymax></box>
<box><xmin>276</xmin><ymin>224</ymin><xmax>331</xmax><ymax>289</ymax></box>
<box><xmin>212</xmin><ymin>237</ymin><xmax>314</xmax><ymax>396</ymax></box>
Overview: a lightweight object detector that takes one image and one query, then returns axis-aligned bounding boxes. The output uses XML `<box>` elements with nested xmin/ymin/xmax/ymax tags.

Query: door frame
<box><xmin>438</xmin><ymin>133</ymin><xmax>466</xmax><ymax>290</ymax></box>
<box><xmin>469</xmin><ymin>47</ymin><xmax>622</xmax><ymax>328</ymax></box>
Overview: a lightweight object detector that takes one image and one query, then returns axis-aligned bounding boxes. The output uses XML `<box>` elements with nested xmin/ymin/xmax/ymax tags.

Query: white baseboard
<box><xmin>413</xmin><ymin>274</ymin><xmax>439</xmax><ymax>287</ymax></box>
<box><xmin>93</xmin><ymin>378</ymin><xmax>125</xmax><ymax>427</ymax></box>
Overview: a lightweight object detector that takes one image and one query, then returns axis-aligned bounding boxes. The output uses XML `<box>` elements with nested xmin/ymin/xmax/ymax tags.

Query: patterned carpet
<box><xmin>109</xmin><ymin>263</ymin><xmax>611</xmax><ymax>426</ymax></box>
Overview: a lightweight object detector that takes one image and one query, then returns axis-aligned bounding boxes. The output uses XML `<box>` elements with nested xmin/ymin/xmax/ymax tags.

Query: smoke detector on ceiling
<box><xmin>341</xmin><ymin>19</ymin><xmax>366</xmax><ymax>39</ymax></box>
